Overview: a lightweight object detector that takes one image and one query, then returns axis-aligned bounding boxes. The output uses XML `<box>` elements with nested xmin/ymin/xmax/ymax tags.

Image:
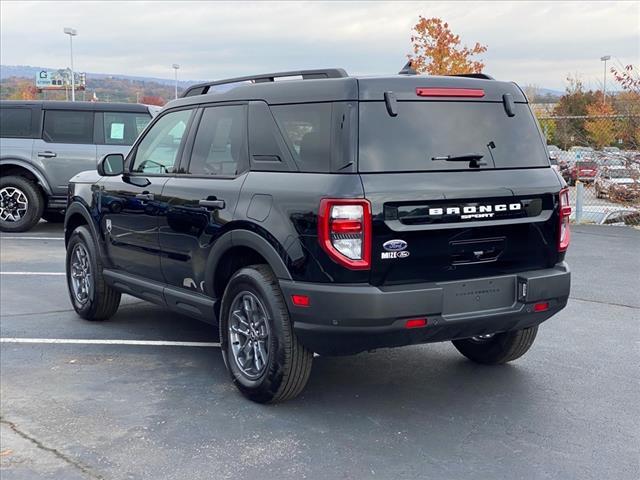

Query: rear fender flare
<box><xmin>204</xmin><ymin>229</ymin><xmax>292</xmax><ymax>298</ymax></box>
<box><xmin>0</xmin><ymin>158</ymin><xmax>53</xmax><ymax>196</ymax></box>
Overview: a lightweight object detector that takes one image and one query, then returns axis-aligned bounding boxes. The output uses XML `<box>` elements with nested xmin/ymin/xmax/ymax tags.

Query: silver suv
<box><xmin>0</xmin><ymin>100</ymin><xmax>157</xmax><ymax>232</ymax></box>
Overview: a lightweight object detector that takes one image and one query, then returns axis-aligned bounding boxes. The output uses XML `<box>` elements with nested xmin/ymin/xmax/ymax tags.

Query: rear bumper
<box><xmin>280</xmin><ymin>263</ymin><xmax>570</xmax><ymax>355</ymax></box>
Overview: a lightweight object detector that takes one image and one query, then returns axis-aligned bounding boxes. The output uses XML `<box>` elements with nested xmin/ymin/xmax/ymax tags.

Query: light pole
<box><xmin>172</xmin><ymin>64</ymin><xmax>180</xmax><ymax>100</ymax></box>
<box><xmin>600</xmin><ymin>55</ymin><xmax>611</xmax><ymax>105</ymax></box>
<box><xmin>64</xmin><ymin>28</ymin><xmax>78</xmax><ymax>101</ymax></box>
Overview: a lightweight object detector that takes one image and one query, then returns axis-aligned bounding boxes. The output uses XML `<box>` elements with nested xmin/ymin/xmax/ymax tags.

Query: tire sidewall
<box><xmin>66</xmin><ymin>226</ymin><xmax>100</xmax><ymax>318</ymax></box>
<box><xmin>219</xmin><ymin>268</ymin><xmax>289</xmax><ymax>398</ymax></box>
<box><xmin>0</xmin><ymin>176</ymin><xmax>44</xmax><ymax>232</ymax></box>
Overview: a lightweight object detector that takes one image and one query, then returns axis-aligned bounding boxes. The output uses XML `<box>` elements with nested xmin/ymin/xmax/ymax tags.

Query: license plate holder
<box><xmin>442</xmin><ymin>276</ymin><xmax>516</xmax><ymax>315</ymax></box>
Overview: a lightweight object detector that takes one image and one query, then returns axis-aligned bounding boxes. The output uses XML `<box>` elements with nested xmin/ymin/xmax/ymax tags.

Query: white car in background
<box><xmin>571</xmin><ymin>206</ymin><xmax>640</xmax><ymax>226</ymax></box>
<box><xmin>595</xmin><ymin>166</ymin><xmax>640</xmax><ymax>200</ymax></box>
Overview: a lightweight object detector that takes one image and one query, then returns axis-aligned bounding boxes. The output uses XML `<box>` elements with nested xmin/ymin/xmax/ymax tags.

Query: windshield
<box><xmin>358</xmin><ymin>102</ymin><xmax>549</xmax><ymax>172</ymax></box>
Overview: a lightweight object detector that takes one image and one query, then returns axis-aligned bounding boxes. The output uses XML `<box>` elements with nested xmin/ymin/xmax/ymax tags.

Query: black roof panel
<box><xmin>0</xmin><ymin>100</ymin><xmax>152</xmax><ymax>112</ymax></box>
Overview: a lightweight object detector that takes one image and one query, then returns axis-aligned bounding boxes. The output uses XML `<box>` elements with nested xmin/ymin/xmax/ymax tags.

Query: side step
<box><xmin>103</xmin><ymin>269</ymin><xmax>217</xmax><ymax>324</ymax></box>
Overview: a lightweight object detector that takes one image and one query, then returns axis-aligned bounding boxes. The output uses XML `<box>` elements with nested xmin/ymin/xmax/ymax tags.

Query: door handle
<box><xmin>135</xmin><ymin>192</ymin><xmax>154</xmax><ymax>201</ymax></box>
<box><xmin>37</xmin><ymin>151</ymin><xmax>57</xmax><ymax>158</ymax></box>
<box><xmin>199</xmin><ymin>199</ymin><xmax>225</xmax><ymax>210</ymax></box>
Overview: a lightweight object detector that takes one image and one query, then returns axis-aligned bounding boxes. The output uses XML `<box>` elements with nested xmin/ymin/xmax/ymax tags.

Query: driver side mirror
<box><xmin>98</xmin><ymin>153</ymin><xmax>125</xmax><ymax>176</ymax></box>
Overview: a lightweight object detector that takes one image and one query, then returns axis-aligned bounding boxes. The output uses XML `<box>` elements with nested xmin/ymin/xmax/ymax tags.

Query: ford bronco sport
<box><xmin>0</xmin><ymin>100</ymin><xmax>156</xmax><ymax>232</ymax></box>
<box><xmin>64</xmin><ymin>68</ymin><xmax>571</xmax><ymax>403</ymax></box>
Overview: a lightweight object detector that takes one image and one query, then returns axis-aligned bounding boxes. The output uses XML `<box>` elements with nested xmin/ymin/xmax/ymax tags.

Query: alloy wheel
<box><xmin>0</xmin><ymin>187</ymin><xmax>29</xmax><ymax>222</ymax></box>
<box><xmin>70</xmin><ymin>243</ymin><xmax>92</xmax><ymax>305</ymax></box>
<box><xmin>228</xmin><ymin>291</ymin><xmax>271</xmax><ymax>379</ymax></box>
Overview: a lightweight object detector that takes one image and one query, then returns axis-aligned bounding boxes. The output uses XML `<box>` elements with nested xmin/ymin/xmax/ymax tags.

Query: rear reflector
<box><xmin>405</xmin><ymin>318</ymin><xmax>427</xmax><ymax>329</ymax></box>
<box><xmin>416</xmin><ymin>87</ymin><xmax>485</xmax><ymax>98</ymax></box>
<box><xmin>291</xmin><ymin>295</ymin><xmax>310</xmax><ymax>307</ymax></box>
<box><xmin>533</xmin><ymin>302</ymin><xmax>549</xmax><ymax>312</ymax></box>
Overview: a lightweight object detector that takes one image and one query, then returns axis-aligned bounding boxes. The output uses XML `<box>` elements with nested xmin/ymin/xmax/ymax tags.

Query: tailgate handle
<box><xmin>450</xmin><ymin>237</ymin><xmax>505</xmax><ymax>265</ymax></box>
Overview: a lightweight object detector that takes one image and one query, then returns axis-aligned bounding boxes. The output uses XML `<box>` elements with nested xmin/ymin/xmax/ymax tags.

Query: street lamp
<box><xmin>172</xmin><ymin>64</ymin><xmax>180</xmax><ymax>100</ymax></box>
<box><xmin>64</xmin><ymin>27</ymin><xmax>78</xmax><ymax>101</ymax></box>
<box><xmin>600</xmin><ymin>55</ymin><xmax>611</xmax><ymax>105</ymax></box>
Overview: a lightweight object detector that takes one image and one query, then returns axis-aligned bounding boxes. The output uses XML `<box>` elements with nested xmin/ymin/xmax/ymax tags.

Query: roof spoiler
<box><xmin>399</xmin><ymin>61</ymin><xmax>494</xmax><ymax>81</ymax></box>
<box><xmin>182</xmin><ymin>68</ymin><xmax>349</xmax><ymax>97</ymax></box>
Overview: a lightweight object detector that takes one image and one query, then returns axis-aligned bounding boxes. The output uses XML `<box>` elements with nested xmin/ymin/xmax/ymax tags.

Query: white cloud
<box><xmin>1</xmin><ymin>0</ymin><xmax>638</xmax><ymax>89</ymax></box>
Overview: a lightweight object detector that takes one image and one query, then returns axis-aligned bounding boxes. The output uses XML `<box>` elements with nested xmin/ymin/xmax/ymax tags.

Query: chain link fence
<box><xmin>537</xmin><ymin>114</ymin><xmax>640</xmax><ymax>227</ymax></box>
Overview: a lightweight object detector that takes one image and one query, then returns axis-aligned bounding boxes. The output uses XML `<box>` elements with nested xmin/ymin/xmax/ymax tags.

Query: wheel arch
<box><xmin>0</xmin><ymin>159</ymin><xmax>52</xmax><ymax>196</ymax></box>
<box><xmin>206</xmin><ymin>229</ymin><xmax>292</xmax><ymax>300</ymax></box>
<box><xmin>64</xmin><ymin>202</ymin><xmax>107</xmax><ymax>261</ymax></box>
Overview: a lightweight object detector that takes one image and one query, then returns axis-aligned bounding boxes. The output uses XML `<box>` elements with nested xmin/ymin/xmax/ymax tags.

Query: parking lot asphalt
<box><xmin>0</xmin><ymin>222</ymin><xmax>638</xmax><ymax>480</ymax></box>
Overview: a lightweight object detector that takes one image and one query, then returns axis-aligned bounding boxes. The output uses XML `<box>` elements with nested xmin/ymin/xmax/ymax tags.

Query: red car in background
<box><xmin>566</xmin><ymin>159</ymin><xmax>598</xmax><ymax>185</ymax></box>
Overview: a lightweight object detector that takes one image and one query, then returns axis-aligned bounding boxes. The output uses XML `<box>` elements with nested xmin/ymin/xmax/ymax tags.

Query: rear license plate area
<box><xmin>442</xmin><ymin>277</ymin><xmax>516</xmax><ymax>315</ymax></box>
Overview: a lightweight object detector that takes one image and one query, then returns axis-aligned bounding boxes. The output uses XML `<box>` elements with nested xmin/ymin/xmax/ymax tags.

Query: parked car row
<box><xmin>546</xmin><ymin>145</ymin><xmax>640</xmax><ymax>192</ymax></box>
<box><xmin>0</xmin><ymin>100</ymin><xmax>158</xmax><ymax>232</ymax></box>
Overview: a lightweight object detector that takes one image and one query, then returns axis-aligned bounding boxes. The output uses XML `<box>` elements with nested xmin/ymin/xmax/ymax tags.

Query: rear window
<box><xmin>271</xmin><ymin>103</ymin><xmax>332</xmax><ymax>172</ymax></box>
<box><xmin>103</xmin><ymin>112</ymin><xmax>151</xmax><ymax>145</ymax></box>
<box><xmin>0</xmin><ymin>107</ymin><xmax>32</xmax><ymax>138</ymax></box>
<box><xmin>358</xmin><ymin>102</ymin><xmax>549</xmax><ymax>172</ymax></box>
<box><xmin>43</xmin><ymin>110</ymin><xmax>93</xmax><ymax>144</ymax></box>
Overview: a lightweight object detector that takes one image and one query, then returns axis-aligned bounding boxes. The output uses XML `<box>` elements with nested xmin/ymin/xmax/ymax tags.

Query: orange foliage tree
<box><xmin>408</xmin><ymin>17</ymin><xmax>487</xmax><ymax>75</ymax></box>
<box><xmin>584</xmin><ymin>94</ymin><xmax>620</xmax><ymax>148</ymax></box>
<box><xmin>139</xmin><ymin>95</ymin><xmax>166</xmax><ymax>106</ymax></box>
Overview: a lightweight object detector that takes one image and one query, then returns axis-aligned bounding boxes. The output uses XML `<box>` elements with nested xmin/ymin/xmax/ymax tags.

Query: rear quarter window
<box><xmin>271</xmin><ymin>103</ymin><xmax>332</xmax><ymax>173</ymax></box>
<box><xmin>103</xmin><ymin>112</ymin><xmax>151</xmax><ymax>145</ymax></box>
<box><xmin>0</xmin><ymin>107</ymin><xmax>33</xmax><ymax>138</ymax></box>
<box><xmin>358</xmin><ymin>102</ymin><xmax>549</xmax><ymax>172</ymax></box>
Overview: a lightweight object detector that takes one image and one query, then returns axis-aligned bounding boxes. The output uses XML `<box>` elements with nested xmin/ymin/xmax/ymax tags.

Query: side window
<box><xmin>43</xmin><ymin>110</ymin><xmax>94</xmax><ymax>143</ymax></box>
<box><xmin>131</xmin><ymin>109</ymin><xmax>192</xmax><ymax>174</ymax></box>
<box><xmin>188</xmin><ymin>105</ymin><xmax>247</xmax><ymax>176</ymax></box>
<box><xmin>0</xmin><ymin>107</ymin><xmax>32</xmax><ymax>138</ymax></box>
<box><xmin>271</xmin><ymin>103</ymin><xmax>332</xmax><ymax>173</ymax></box>
<box><xmin>103</xmin><ymin>112</ymin><xmax>152</xmax><ymax>146</ymax></box>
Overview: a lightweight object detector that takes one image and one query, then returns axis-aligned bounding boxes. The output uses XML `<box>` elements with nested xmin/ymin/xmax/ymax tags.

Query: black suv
<box><xmin>64</xmin><ymin>69</ymin><xmax>571</xmax><ymax>403</ymax></box>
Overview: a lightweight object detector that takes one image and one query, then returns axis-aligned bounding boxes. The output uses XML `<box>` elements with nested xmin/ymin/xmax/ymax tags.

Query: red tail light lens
<box><xmin>318</xmin><ymin>199</ymin><xmax>372</xmax><ymax>270</ymax></box>
<box><xmin>558</xmin><ymin>187</ymin><xmax>571</xmax><ymax>252</ymax></box>
<box><xmin>534</xmin><ymin>302</ymin><xmax>549</xmax><ymax>312</ymax></box>
<box><xmin>416</xmin><ymin>87</ymin><xmax>485</xmax><ymax>97</ymax></box>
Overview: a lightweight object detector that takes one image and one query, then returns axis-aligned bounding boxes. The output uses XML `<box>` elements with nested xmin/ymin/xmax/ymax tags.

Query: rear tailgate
<box><xmin>361</xmin><ymin>169</ymin><xmax>563</xmax><ymax>286</ymax></box>
<box><xmin>357</xmin><ymin>85</ymin><xmax>564</xmax><ymax>287</ymax></box>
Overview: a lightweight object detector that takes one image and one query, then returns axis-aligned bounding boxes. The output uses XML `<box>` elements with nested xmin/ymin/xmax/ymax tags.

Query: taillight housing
<box><xmin>318</xmin><ymin>199</ymin><xmax>372</xmax><ymax>270</ymax></box>
<box><xmin>558</xmin><ymin>188</ymin><xmax>571</xmax><ymax>252</ymax></box>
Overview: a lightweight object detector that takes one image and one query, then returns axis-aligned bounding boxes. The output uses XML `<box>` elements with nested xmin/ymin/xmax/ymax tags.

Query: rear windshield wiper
<box><xmin>431</xmin><ymin>153</ymin><xmax>486</xmax><ymax>168</ymax></box>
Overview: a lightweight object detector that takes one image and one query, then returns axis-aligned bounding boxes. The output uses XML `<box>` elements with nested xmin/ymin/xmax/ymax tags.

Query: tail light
<box><xmin>558</xmin><ymin>188</ymin><xmax>571</xmax><ymax>252</ymax></box>
<box><xmin>318</xmin><ymin>199</ymin><xmax>371</xmax><ymax>270</ymax></box>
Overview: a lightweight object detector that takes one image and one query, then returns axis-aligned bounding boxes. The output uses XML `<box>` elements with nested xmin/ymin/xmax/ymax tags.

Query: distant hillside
<box><xmin>0</xmin><ymin>64</ymin><xmax>199</xmax><ymax>88</ymax></box>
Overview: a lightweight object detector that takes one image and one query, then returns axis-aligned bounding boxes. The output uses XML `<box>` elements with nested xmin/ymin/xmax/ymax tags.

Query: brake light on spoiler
<box><xmin>416</xmin><ymin>87</ymin><xmax>485</xmax><ymax>98</ymax></box>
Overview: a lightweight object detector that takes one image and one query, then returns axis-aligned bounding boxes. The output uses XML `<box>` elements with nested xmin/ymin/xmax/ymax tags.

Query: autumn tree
<box><xmin>408</xmin><ymin>17</ymin><xmax>487</xmax><ymax>75</ymax></box>
<box><xmin>610</xmin><ymin>64</ymin><xmax>640</xmax><ymax>148</ymax></box>
<box><xmin>584</xmin><ymin>94</ymin><xmax>620</xmax><ymax>148</ymax></box>
<box><xmin>139</xmin><ymin>95</ymin><xmax>166</xmax><ymax>106</ymax></box>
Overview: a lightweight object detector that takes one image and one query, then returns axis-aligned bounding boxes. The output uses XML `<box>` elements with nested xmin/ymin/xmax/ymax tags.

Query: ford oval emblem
<box><xmin>383</xmin><ymin>239</ymin><xmax>407</xmax><ymax>251</ymax></box>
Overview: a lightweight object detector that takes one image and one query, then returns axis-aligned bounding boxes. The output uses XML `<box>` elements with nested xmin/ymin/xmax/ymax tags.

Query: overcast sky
<box><xmin>1</xmin><ymin>1</ymin><xmax>638</xmax><ymax>90</ymax></box>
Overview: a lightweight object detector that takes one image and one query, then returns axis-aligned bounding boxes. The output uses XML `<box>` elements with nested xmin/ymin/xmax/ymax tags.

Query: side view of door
<box><xmin>99</xmin><ymin>107</ymin><xmax>195</xmax><ymax>282</ymax></box>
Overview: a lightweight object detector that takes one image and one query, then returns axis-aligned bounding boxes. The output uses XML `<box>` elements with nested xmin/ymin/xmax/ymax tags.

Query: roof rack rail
<box><xmin>449</xmin><ymin>73</ymin><xmax>495</xmax><ymax>80</ymax></box>
<box><xmin>182</xmin><ymin>68</ymin><xmax>349</xmax><ymax>97</ymax></box>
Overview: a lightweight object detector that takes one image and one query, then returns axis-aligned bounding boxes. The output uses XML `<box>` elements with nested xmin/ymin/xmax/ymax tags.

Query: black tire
<box><xmin>0</xmin><ymin>176</ymin><xmax>44</xmax><ymax>232</ymax></box>
<box><xmin>452</xmin><ymin>326</ymin><xmax>538</xmax><ymax>365</ymax></box>
<box><xmin>66</xmin><ymin>226</ymin><xmax>121</xmax><ymax>321</ymax></box>
<box><xmin>220</xmin><ymin>264</ymin><xmax>313</xmax><ymax>403</ymax></box>
<box><xmin>42</xmin><ymin>211</ymin><xmax>66</xmax><ymax>223</ymax></box>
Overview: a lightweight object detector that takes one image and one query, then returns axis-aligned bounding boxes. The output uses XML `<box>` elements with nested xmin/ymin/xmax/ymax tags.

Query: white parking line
<box><xmin>0</xmin><ymin>272</ymin><xmax>65</xmax><ymax>276</ymax></box>
<box><xmin>0</xmin><ymin>338</ymin><xmax>220</xmax><ymax>347</ymax></box>
<box><xmin>0</xmin><ymin>237</ymin><xmax>64</xmax><ymax>241</ymax></box>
